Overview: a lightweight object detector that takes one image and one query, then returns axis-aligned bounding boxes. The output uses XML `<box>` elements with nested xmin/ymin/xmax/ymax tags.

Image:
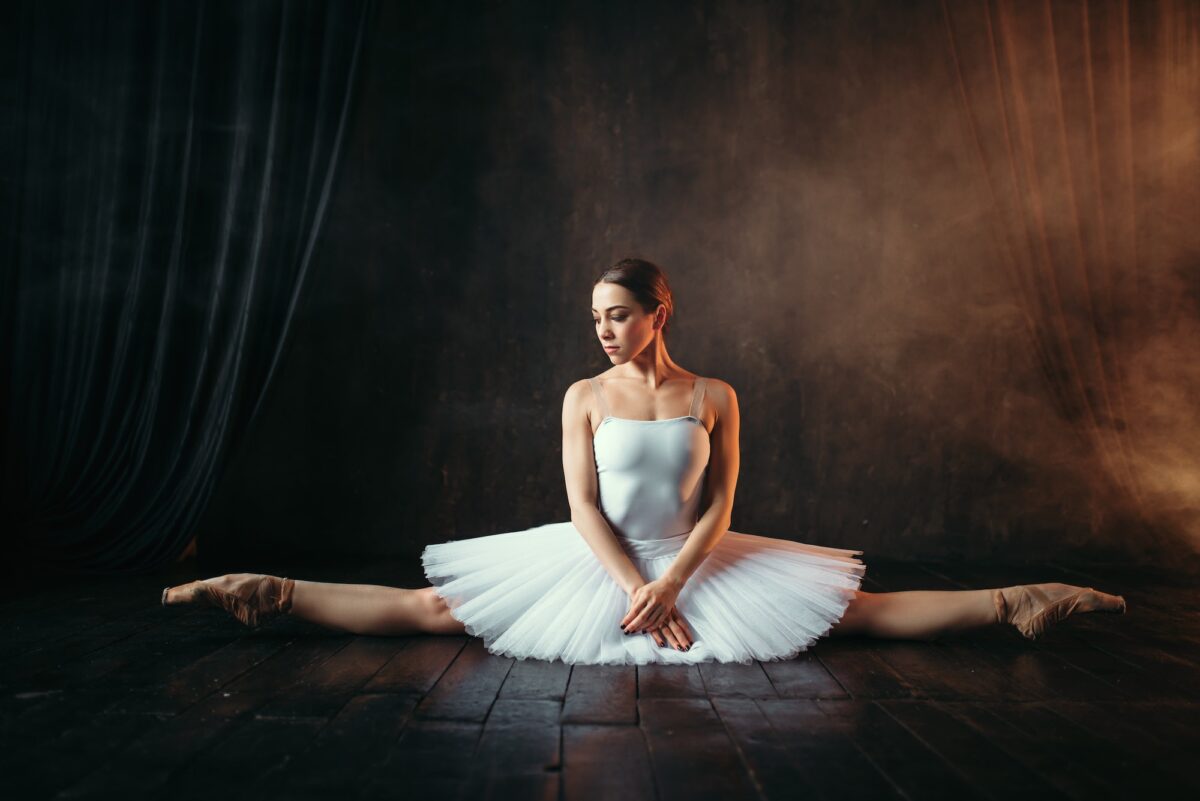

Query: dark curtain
<box><xmin>0</xmin><ymin>0</ymin><xmax>373</xmax><ymax>573</ymax></box>
<box><xmin>941</xmin><ymin>0</ymin><xmax>1200</xmax><ymax>547</ymax></box>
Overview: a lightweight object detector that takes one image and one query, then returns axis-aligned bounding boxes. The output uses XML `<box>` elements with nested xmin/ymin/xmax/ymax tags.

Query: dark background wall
<box><xmin>197</xmin><ymin>0</ymin><xmax>1200</xmax><ymax>566</ymax></box>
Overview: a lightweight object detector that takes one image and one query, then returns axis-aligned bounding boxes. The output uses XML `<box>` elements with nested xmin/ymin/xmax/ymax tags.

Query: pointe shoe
<box><xmin>161</xmin><ymin>573</ymin><xmax>295</xmax><ymax>628</ymax></box>
<box><xmin>993</xmin><ymin>582</ymin><xmax>1126</xmax><ymax>640</ymax></box>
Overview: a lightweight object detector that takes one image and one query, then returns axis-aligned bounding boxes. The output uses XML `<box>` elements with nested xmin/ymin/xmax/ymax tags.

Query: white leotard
<box><xmin>588</xmin><ymin>376</ymin><xmax>710</xmax><ymax>543</ymax></box>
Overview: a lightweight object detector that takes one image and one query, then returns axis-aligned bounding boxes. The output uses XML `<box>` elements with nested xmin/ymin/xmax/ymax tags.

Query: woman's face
<box><xmin>591</xmin><ymin>281</ymin><xmax>662</xmax><ymax>362</ymax></box>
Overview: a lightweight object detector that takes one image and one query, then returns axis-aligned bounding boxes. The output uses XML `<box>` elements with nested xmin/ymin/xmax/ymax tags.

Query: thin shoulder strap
<box><xmin>688</xmin><ymin>377</ymin><xmax>707</xmax><ymax>418</ymax></box>
<box><xmin>588</xmin><ymin>377</ymin><xmax>612</xmax><ymax>420</ymax></box>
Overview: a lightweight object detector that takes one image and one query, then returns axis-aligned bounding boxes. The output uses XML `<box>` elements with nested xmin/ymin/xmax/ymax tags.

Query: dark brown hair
<box><xmin>593</xmin><ymin>257</ymin><xmax>675</xmax><ymax>337</ymax></box>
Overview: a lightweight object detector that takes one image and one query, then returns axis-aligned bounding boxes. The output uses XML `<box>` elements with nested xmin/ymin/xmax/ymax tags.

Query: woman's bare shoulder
<box><xmin>562</xmin><ymin>377</ymin><xmax>605</xmax><ymax>433</ymax></box>
<box><xmin>695</xmin><ymin>374</ymin><xmax>736</xmax><ymax>396</ymax></box>
<box><xmin>563</xmin><ymin>377</ymin><xmax>594</xmax><ymax>405</ymax></box>
<box><xmin>696</xmin><ymin>376</ymin><xmax>738</xmax><ymax>420</ymax></box>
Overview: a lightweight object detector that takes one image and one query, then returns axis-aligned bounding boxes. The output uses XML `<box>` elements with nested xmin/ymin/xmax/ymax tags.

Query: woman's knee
<box><xmin>416</xmin><ymin>586</ymin><xmax>450</xmax><ymax>616</ymax></box>
<box><xmin>828</xmin><ymin>589</ymin><xmax>874</xmax><ymax>636</ymax></box>
<box><xmin>415</xmin><ymin>586</ymin><xmax>463</xmax><ymax>633</ymax></box>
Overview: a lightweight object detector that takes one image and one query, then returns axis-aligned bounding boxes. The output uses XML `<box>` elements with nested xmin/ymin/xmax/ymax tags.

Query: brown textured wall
<box><xmin>197</xmin><ymin>0</ymin><xmax>1200</xmax><ymax>566</ymax></box>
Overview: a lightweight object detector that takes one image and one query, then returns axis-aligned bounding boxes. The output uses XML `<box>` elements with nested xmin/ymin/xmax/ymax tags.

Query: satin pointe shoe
<box><xmin>993</xmin><ymin>582</ymin><xmax>1127</xmax><ymax>640</ymax></box>
<box><xmin>161</xmin><ymin>573</ymin><xmax>295</xmax><ymax>628</ymax></box>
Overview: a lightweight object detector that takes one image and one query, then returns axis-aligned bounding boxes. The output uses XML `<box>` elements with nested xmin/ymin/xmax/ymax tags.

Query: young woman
<box><xmin>163</xmin><ymin>258</ymin><xmax>1127</xmax><ymax>664</ymax></box>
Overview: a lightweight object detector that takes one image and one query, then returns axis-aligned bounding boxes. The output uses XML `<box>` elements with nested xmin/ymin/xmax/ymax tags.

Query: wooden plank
<box><xmin>847</xmin><ymin>639</ymin><xmax>1002</xmax><ymax>700</ymax></box>
<box><xmin>1048</xmin><ymin>624</ymin><xmax>1200</xmax><ymax>702</ymax></box>
<box><xmin>415</xmin><ymin>638</ymin><xmax>513</xmax><ymax>721</ymax></box>
<box><xmin>711</xmin><ymin>696</ymin><xmax>830</xmax><ymax>800</ymax></box>
<box><xmin>461</xmin><ymin>698</ymin><xmax>562</xmax><ymax>800</ymax></box>
<box><xmin>104</xmin><ymin>635</ymin><xmax>293</xmax><ymax>716</ymax></box>
<box><xmin>697</xmin><ymin>660</ymin><xmax>778</xmax><ymax>698</ymax></box>
<box><xmin>986</xmin><ymin>699</ymin><xmax>1195</xmax><ymax>798</ymax></box>
<box><xmin>497</xmin><ymin>655</ymin><xmax>572</xmax><ymax>699</ymax></box>
<box><xmin>255</xmin><ymin>636</ymin><xmax>410</xmax><ymax>718</ymax></box>
<box><xmin>360</xmin><ymin>719</ymin><xmax>483</xmax><ymax>797</ymax></box>
<box><xmin>1125</xmin><ymin>700</ymin><xmax>1200</xmax><ymax>747</ymax></box>
<box><xmin>814</xmin><ymin>699</ymin><xmax>986</xmax><ymax>801</ymax></box>
<box><xmin>756</xmin><ymin>698</ymin><xmax>905</xmax><ymax>800</ymax></box>
<box><xmin>759</xmin><ymin>652</ymin><xmax>849</xmax><ymax>699</ymax></box>
<box><xmin>55</xmin><ymin>690</ymin><xmax>270</xmax><ymax>798</ymax></box>
<box><xmin>811</xmin><ymin>639</ymin><xmax>917</xmax><ymax>699</ymax></box>
<box><xmin>1041</xmin><ymin>700</ymin><xmax>1200</xmax><ymax>794</ymax></box>
<box><xmin>638</xmin><ymin>663</ymin><xmax>707</xmax><ymax>698</ymax></box>
<box><xmin>6</xmin><ymin>711</ymin><xmax>152</xmax><ymax>799</ymax></box>
<box><xmin>0</xmin><ymin>688</ymin><xmax>118</xmax><ymax>755</ymax></box>
<box><xmin>878</xmin><ymin>700</ymin><xmax>1070</xmax><ymax>801</ymax></box>
<box><xmin>939</xmin><ymin>701</ymin><xmax>1130</xmax><ymax>801</ymax></box>
<box><xmin>563</xmin><ymin>724</ymin><xmax>656</xmax><ymax>801</ymax></box>
<box><xmin>561</xmin><ymin>664</ymin><xmax>637</xmax><ymax>724</ymax></box>
<box><xmin>638</xmin><ymin>698</ymin><xmax>758</xmax><ymax>801</ymax></box>
<box><xmin>0</xmin><ymin>689</ymin><xmax>155</xmax><ymax>798</ymax></box>
<box><xmin>65</xmin><ymin>614</ymin><xmax>252</xmax><ymax>691</ymax></box>
<box><xmin>264</xmin><ymin>692</ymin><xmax>420</xmax><ymax>795</ymax></box>
<box><xmin>0</xmin><ymin>612</ymin><xmax>169</xmax><ymax>690</ymax></box>
<box><xmin>0</xmin><ymin>590</ymin><xmax>157</xmax><ymax>656</ymax></box>
<box><xmin>220</xmin><ymin>634</ymin><xmax>355</xmax><ymax>696</ymax></box>
<box><xmin>163</xmin><ymin>715</ymin><xmax>326</xmax><ymax>793</ymax></box>
<box><xmin>363</xmin><ymin>635</ymin><xmax>466</xmax><ymax>693</ymax></box>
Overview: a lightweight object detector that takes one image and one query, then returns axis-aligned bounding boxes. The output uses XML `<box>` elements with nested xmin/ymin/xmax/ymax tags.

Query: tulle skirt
<box><xmin>420</xmin><ymin>521</ymin><xmax>866</xmax><ymax>665</ymax></box>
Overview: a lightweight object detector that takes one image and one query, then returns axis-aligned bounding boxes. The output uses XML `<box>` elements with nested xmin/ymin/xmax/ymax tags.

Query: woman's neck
<box><xmin>614</xmin><ymin>336</ymin><xmax>684</xmax><ymax>389</ymax></box>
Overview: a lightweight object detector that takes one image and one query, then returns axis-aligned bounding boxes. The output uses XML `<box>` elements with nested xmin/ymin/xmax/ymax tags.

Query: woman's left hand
<box><xmin>621</xmin><ymin>576</ymin><xmax>683</xmax><ymax>634</ymax></box>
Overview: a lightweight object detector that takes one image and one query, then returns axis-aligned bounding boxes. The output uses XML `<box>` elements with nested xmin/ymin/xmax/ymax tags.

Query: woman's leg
<box><xmin>289</xmin><ymin>581</ymin><xmax>468</xmax><ymax>636</ymax></box>
<box><xmin>167</xmin><ymin>574</ymin><xmax>467</xmax><ymax>636</ymax></box>
<box><xmin>829</xmin><ymin>588</ymin><xmax>999</xmax><ymax>640</ymax></box>
<box><xmin>830</xmin><ymin>583</ymin><xmax>1126</xmax><ymax>641</ymax></box>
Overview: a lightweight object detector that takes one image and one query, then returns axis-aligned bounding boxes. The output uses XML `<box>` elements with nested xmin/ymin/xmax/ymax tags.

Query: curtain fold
<box><xmin>940</xmin><ymin>0</ymin><xmax>1200</xmax><ymax>544</ymax></box>
<box><xmin>1</xmin><ymin>0</ymin><xmax>374</xmax><ymax>573</ymax></box>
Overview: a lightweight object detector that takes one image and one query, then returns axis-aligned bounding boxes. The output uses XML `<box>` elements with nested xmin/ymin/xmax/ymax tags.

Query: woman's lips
<box><xmin>604</xmin><ymin>345</ymin><xmax>619</xmax><ymax>352</ymax></box>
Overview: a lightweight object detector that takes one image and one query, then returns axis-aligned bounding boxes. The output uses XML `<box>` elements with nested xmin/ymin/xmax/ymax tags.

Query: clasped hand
<box><xmin>621</xmin><ymin>576</ymin><xmax>694</xmax><ymax>651</ymax></box>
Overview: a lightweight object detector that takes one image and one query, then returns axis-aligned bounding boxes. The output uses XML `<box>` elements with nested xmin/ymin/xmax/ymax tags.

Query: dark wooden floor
<box><xmin>3</xmin><ymin>555</ymin><xmax>1199</xmax><ymax>801</ymax></box>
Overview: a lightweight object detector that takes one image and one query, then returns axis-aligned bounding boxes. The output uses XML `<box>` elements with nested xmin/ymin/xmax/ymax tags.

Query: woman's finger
<box><xmin>620</xmin><ymin>596</ymin><xmax>650</xmax><ymax>628</ymax></box>
<box><xmin>669</xmin><ymin>610</ymin><xmax>693</xmax><ymax>641</ymax></box>
<box><xmin>627</xmin><ymin>601</ymin><xmax>666</xmax><ymax>633</ymax></box>
<box><xmin>624</xmin><ymin>606</ymin><xmax>653</xmax><ymax>633</ymax></box>
<box><xmin>654</xmin><ymin>626</ymin><xmax>671</xmax><ymax>648</ymax></box>
<box><xmin>660</xmin><ymin>625</ymin><xmax>682</xmax><ymax>650</ymax></box>
<box><xmin>622</xmin><ymin>595</ymin><xmax>655</xmax><ymax>629</ymax></box>
<box><xmin>666</xmin><ymin>617</ymin><xmax>690</xmax><ymax>649</ymax></box>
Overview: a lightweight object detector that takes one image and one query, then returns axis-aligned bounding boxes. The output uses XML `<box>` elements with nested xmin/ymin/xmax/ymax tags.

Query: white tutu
<box><xmin>421</xmin><ymin>521</ymin><xmax>866</xmax><ymax>665</ymax></box>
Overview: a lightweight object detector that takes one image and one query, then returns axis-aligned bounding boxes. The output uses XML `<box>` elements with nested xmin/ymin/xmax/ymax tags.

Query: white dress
<box><xmin>421</xmin><ymin>376</ymin><xmax>866</xmax><ymax>665</ymax></box>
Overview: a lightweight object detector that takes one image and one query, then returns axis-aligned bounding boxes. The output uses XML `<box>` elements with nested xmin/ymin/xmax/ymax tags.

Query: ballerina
<box><xmin>163</xmin><ymin>258</ymin><xmax>1127</xmax><ymax>664</ymax></box>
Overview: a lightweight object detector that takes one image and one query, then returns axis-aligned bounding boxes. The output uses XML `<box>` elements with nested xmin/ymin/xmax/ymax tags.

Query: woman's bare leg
<box><xmin>288</xmin><ymin>582</ymin><xmax>467</xmax><ymax>636</ymax></box>
<box><xmin>164</xmin><ymin>574</ymin><xmax>468</xmax><ymax>636</ymax></box>
<box><xmin>830</xmin><ymin>582</ymin><xmax>1126</xmax><ymax>641</ymax></box>
<box><xmin>829</xmin><ymin>588</ymin><xmax>1000</xmax><ymax>640</ymax></box>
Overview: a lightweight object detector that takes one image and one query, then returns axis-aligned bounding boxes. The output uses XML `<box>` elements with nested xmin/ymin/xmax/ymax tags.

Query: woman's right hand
<box><xmin>649</xmin><ymin>608</ymin><xmax>694</xmax><ymax>651</ymax></box>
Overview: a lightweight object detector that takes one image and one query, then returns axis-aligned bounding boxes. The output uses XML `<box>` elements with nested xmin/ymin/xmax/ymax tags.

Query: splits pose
<box><xmin>163</xmin><ymin>258</ymin><xmax>1126</xmax><ymax>664</ymax></box>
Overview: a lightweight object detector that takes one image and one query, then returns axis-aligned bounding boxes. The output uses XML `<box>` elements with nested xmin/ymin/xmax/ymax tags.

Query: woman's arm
<box><xmin>661</xmin><ymin>379</ymin><xmax>740</xmax><ymax>588</ymax></box>
<box><xmin>561</xmin><ymin>379</ymin><xmax>647</xmax><ymax>595</ymax></box>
